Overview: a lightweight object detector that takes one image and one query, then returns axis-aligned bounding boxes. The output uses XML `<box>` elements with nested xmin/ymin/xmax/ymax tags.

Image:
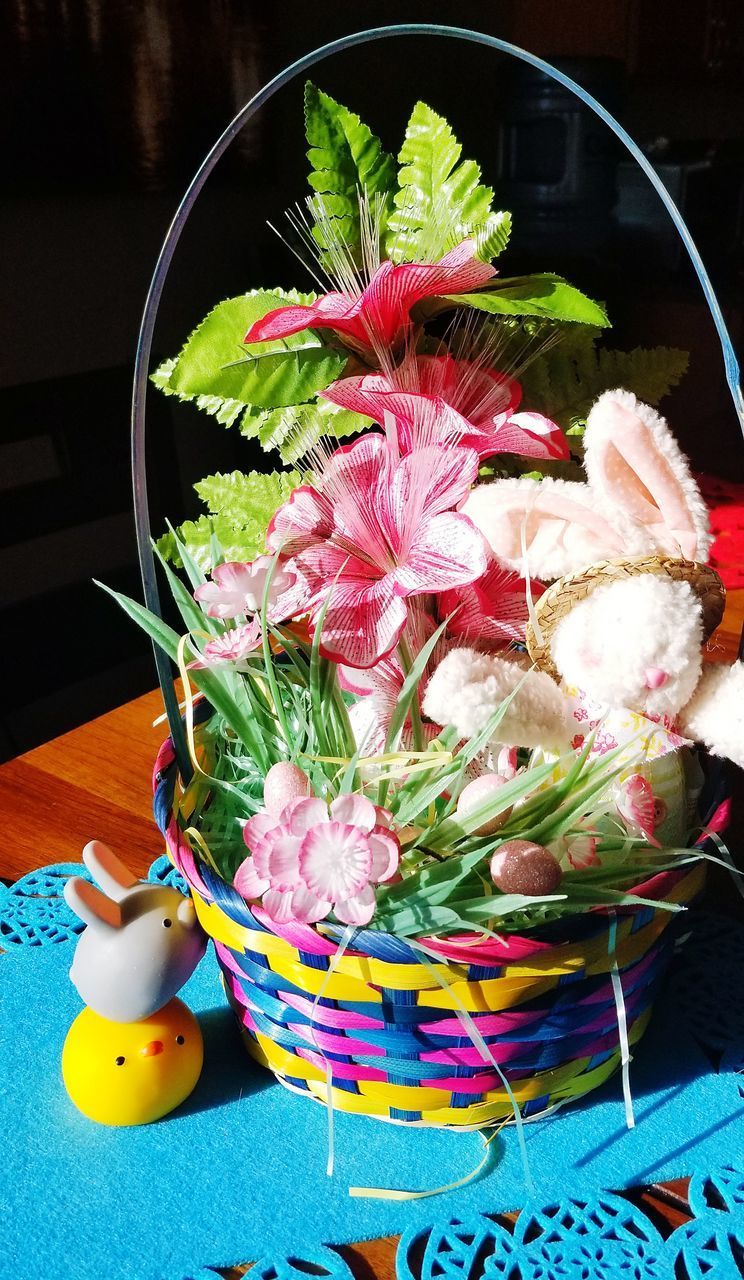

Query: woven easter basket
<box><xmin>152</xmin><ymin>730</ymin><xmax>705</xmax><ymax>1128</ymax></box>
<box><xmin>131</xmin><ymin>28</ymin><xmax>741</xmax><ymax>1128</ymax></box>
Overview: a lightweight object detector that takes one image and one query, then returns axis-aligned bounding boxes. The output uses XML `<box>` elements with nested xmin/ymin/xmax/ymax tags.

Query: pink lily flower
<box><xmin>437</xmin><ymin>556</ymin><xmax>542</xmax><ymax>647</ymax></box>
<box><xmin>322</xmin><ymin>353</ymin><xmax>569</xmax><ymax>461</ymax></box>
<box><xmin>194</xmin><ymin>555</ymin><xmax>296</xmax><ymax>620</ymax></box>
<box><xmin>266</xmin><ymin>433</ymin><xmax>488</xmax><ymax>668</ymax></box>
<box><xmin>234</xmin><ymin>793</ymin><xmax>400</xmax><ymax>926</ymax></box>
<box><xmin>243</xmin><ymin>240</ymin><xmax>496</xmax><ymax>358</ymax></box>
<box><xmin>190</xmin><ymin>619</ymin><xmax>262</xmax><ymax>670</ymax></box>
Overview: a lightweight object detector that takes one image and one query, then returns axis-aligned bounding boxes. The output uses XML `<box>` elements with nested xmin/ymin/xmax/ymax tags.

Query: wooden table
<box><xmin>2</xmin><ymin>591</ymin><xmax>742</xmax><ymax>1277</ymax></box>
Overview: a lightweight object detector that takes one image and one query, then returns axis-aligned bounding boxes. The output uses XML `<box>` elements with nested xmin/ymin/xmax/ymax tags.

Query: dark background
<box><xmin>2</xmin><ymin>0</ymin><xmax>744</xmax><ymax>760</ymax></box>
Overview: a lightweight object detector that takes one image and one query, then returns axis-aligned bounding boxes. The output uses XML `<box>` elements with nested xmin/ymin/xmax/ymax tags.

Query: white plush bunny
<box><xmin>64</xmin><ymin>841</ymin><xmax>207</xmax><ymax>1023</ymax></box>
<box><xmin>464</xmin><ymin>388</ymin><xmax>712</xmax><ymax>579</ymax></box>
<box><xmin>427</xmin><ymin>389</ymin><xmax>744</xmax><ymax>778</ymax></box>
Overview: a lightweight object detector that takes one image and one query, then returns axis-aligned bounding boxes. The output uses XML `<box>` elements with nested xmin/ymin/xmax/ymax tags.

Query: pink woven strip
<box><xmin>214</xmin><ymin>941</ymin><xmax>246</xmax><ymax>978</ymax></box>
<box><xmin>250</xmin><ymin>906</ymin><xmax>341</xmax><ymax>956</ymax></box>
<box><xmin>281</xmin><ymin>989</ymin><xmax>384</xmax><ymax>1030</ymax></box>
<box><xmin>286</xmin><ymin>1021</ymin><xmax>383</xmax><ymax>1057</ymax></box>
<box><xmin>296</xmin><ymin>1047</ymin><xmax>388</xmax><ymax>1083</ymax></box>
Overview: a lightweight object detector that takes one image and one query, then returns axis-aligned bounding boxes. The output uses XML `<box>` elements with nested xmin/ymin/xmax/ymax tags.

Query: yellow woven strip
<box><xmin>192</xmin><ymin>895</ymin><xmax>254</xmax><ymax>952</ymax></box>
<box><xmin>246</xmin><ymin>1003</ymin><xmax>652</xmax><ymax>1113</ymax></box>
<box><xmin>241</xmin><ymin>1005</ymin><xmax>653</xmax><ymax>1124</ymax></box>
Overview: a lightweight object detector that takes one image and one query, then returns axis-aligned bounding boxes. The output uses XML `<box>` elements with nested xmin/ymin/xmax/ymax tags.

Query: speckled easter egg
<box><xmin>456</xmin><ymin>774</ymin><xmax>512</xmax><ymax>836</ymax></box>
<box><xmin>490</xmin><ymin>840</ymin><xmax>562</xmax><ymax>896</ymax></box>
<box><xmin>263</xmin><ymin>762</ymin><xmax>311</xmax><ymax>815</ymax></box>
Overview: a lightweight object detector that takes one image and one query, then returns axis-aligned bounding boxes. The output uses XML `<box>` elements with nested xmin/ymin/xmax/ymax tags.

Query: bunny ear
<box><xmin>82</xmin><ymin>840</ymin><xmax>139</xmax><ymax>901</ymax></box>
<box><xmin>584</xmin><ymin>389</ymin><xmax>710</xmax><ymax>562</ymax></box>
<box><xmin>64</xmin><ymin>877</ymin><xmax>122</xmax><ymax>930</ymax></box>
<box><xmin>463</xmin><ymin>476</ymin><xmax>627</xmax><ymax>580</ymax></box>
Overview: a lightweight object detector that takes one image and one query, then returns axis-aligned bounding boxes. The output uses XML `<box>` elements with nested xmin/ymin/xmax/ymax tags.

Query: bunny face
<box><xmin>64</xmin><ymin>843</ymin><xmax>207</xmax><ymax>1023</ymax></box>
<box><xmin>550</xmin><ymin>575</ymin><xmax>704</xmax><ymax>719</ymax></box>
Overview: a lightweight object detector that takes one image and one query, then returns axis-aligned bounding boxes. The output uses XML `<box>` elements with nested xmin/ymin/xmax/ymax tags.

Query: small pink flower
<box><xmin>565</xmin><ymin>834</ymin><xmax>599</xmax><ymax>870</ymax></box>
<box><xmin>323</xmin><ymin>353</ymin><xmax>568</xmax><ymax>461</ymax></box>
<box><xmin>616</xmin><ymin>774</ymin><xmax>658</xmax><ymax>844</ymax></box>
<box><xmin>234</xmin><ymin>793</ymin><xmax>399</xmax><ymax>926</ymax></box>
<box><xmin>190</xmin><ymin>619</ymin><xmax>262</xmax><ymax>669</ymax></box>
<box><xmin>194</xmin><ymin>556</ymin><xmax>296</xmax><ymax>620</ymax></box>
<box><xmin>243</xmin><ymin>241</ymin><xmax>496</xmax><ymax>360</ymax></box>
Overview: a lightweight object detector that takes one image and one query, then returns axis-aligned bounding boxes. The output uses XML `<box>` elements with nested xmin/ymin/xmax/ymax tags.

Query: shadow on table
<box><xmin>176</xmin><ymin>1005</ymin><xmax>277</xmax><ymax>1118</ymax></box>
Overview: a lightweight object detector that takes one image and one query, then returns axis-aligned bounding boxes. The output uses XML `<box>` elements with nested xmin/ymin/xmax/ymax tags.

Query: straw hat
<box><xmin>525</xmin><ymin>556</ymin><xmax>726</xmax><ymax>679</ymax></box>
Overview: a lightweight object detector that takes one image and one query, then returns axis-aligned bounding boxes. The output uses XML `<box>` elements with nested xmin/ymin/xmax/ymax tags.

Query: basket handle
<box><xmin>132</xmin><ymin>24</ymin><xmax>743</xmax><ymax>777</ymax></box>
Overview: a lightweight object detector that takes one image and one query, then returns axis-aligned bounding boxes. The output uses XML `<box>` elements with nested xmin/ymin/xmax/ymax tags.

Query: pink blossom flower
<box><xmin>234</xmin><ymin>793</ymin><xmax>400</xmax><ymax>926</ymax></box>
<box><xmin>194</xmin><ymin>556</ymin><xmax>296</xmax><ymax>620</ymax></box>
<box><xmin>266</xmin><ymin>433</ymin><xmax>488</xmax><ymax>668</ymax></box>
<box><xmin>565</xmin><ymin>834</ymin><xmax>599</xmax><ymax>870</ymax></box>
<box><xmin>437</xmin><ymin>557</ymin><xmax>540</xmax><ymax>648</ymax></box>
<box><xmin>190</xmin><ymin>619</ymin><xmax>262</xmax><ymax>669</ymax></box>
<box><xmin>616</xmin><ymin>774</ymin><xmax>659</xmax><ymax>844</ymax></box>
<box><xmin>243</xmin><ymin>241</ymin><xmax>496</xmax><ymax>359</ymax></box>
<box><xmin>322</xmin><ymin>353</ymin><xmax>568</xmax><ymax>461</ymax></box>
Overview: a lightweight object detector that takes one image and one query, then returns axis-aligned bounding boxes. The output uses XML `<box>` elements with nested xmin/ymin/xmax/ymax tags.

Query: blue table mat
<box><xmin>0</xmin><ymin>865</ymin><xmax>742</xmax><ymax>1280</ymax></box>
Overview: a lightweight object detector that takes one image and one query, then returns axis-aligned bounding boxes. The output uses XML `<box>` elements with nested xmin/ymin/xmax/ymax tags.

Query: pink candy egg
<box><xmin>490</xmin><ymin>840</ymin><xmax>562</xmax><ymax>896</ymax></box>
<box><xmin>263</xmin><ymin>762</ymin><xmax>311</xmax><ymax>815</ymax></box>
<box><xmin>456</xmin><ymin>773</ymin><xmax>512</xmax><ymax>836</ymax></box>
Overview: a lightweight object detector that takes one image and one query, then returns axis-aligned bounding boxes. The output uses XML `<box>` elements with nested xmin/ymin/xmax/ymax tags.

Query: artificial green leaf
<box><xmin>241</xmin><ymin>399</ymin><xmax>371</xmax><ymax>463</ymax></box>
<box><xmin>386</xmin><ymin>101</ymin><xmax>498</xmax><ymax>263</ymax></box>
<box><xmin>475</xmin><ymin>210</ymin><xmax>512</xmax><ymax>261</ymax></box>
<box><xmin>166</xmin><ymin>290</ymin><xmax>347</xmax><ymax>410</ymax></box>
<box><xmin>304</xmin><ymin>82</ymin><xmax>396</xmax><ymax>261</ymax></box>
<box><xmin>157</xmin><ymin>468</ymin><xmax>302</xmax><ymax>572</ymax></box>
<box><xmin>195</xmin><ymin>468</ymin><xmax>301</xmax><ymax>529</ymax></box>
<box><xmin>151</xmin><ymin>357</ymin><xmax>245</xmax><ymax>427</ymax></box>
<box><xmin>519</xmin><ymin>326</ymin><xmax>689</xmax><ymax>434</ymax></box>
<box><xmin>157</xmin><ymin>515</ymin><xmax>263</xmax><ymax>573</ymax></box>
<box><xmin>445</xmin><ymin>274</ymin><xmax>609</xmax><ymax>326</ymax></box>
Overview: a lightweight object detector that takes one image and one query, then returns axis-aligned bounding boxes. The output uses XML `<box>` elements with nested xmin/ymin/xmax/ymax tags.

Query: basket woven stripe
<box><xmin>153</xmin><ymin>734</ymin><xmax>703</xmax><ymax>1128</ymax></box>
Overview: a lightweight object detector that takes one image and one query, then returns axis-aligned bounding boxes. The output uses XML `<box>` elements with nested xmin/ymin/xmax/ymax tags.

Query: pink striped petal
<box><xmin>244</xmin><ymin>292</ymin><xmax>357</xmax><ymax>343</ymax></box>
<box><xmin>330</xmin><ymin>793</ymin><xmax>377</xmax><ymax>832</ymax></box>
<box><xmin>317</xmin><ymin>577</ymin><xmax>408</xmax><ymax>668</ymax></box>
<box><xmin>290</xmin><ymin>884</ymin><xmax>332</xmax><ymax>924</ymax></box>
<box><xmin>262</xmin><ymin>888</ymin><xmax>300</xmax><ymax>922</ymax></box>
<box><xmin>394</xmin><ymin>513</ymin><xmax>487</xmax><ymax>594</ymax></box>
<box><xmin>265</xmin><ymin>831</ymin><xmax>304</xmax><ymax>891</ymax></box>
<box><xmin>233</xmin><ymin>856</ymin><xmax>270</xmax><ymax>900</ymax></box>
<box><xmin>491</xmin><ymin>411</ymin><xmax>569</xmax><ymax>461</ymax></box>
<box><xmin>334</xmin><ymin>884</ymin><xmax>377</xmax><ymax>926</ymax></box>
<box><xmin>392</xmin><ymin>444</ymin><xmax>480</xmax><ymax>518</ymax></box>
<box><xmin>267</xmin><ymin>485</ymin><xmax>335</xmax><ymax>556</ymax></box>
<box><xmin>285</xmin><ymin>797</ymin><xmax>329</xmax><ymax>836</ymax></box>
<box><xmin>368</xmin><ymin>829</ymin><xmax>400</xmax><ymax>882</ymax></box>
<box><xmin>439</xmin><ymin>559</ymin><xmax>536</xmax><ymax>646</ymax></box>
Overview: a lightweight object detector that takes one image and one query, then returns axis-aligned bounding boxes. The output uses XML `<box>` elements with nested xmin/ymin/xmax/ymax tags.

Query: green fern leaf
<box><xmin>386</xmin><ymin>102</ymin><xmax>501</xmax><ymax>263</ymax></box>
<box><xmin>520</xmin><ymin>330</ymin><xmax>689</xmax><ymax>434</ymax></box>
<box><xmin>241</xmin><ymin>400</ymin><xmax>371</xmax><ymax>463</ymax></box>
<box><xmin>158</xmin><ymin>469</ymin><xmax>302</xmax><ymax>571</ymax></box>
<box><xmin>305</xmin><ymin>82</ymin><xmax>396</xmax><ymax>262</ymax></box>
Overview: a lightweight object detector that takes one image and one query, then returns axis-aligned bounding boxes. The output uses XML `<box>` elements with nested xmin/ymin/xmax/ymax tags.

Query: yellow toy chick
<box><xmin>62</xmin><ymin>997</ymin><xmax>203</xmax><ymax>1126</ymax></box>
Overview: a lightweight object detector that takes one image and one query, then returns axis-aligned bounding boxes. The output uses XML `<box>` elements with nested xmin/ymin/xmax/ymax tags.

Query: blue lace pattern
<box><xmin>1</xmin><ymin>860</ymin><xmax>742</xmax><ymax>1279</ymax></box>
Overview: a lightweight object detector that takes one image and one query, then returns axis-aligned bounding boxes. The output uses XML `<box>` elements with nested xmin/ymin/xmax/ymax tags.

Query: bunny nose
<box><xmin>645</xmin><ymin>667</ymin><xmax>669</xmax><ymax>689</ymax></box>
<box><xmin>141</xmin><ymin>1040</ymin><xmax>164</xmax><ymax>1057</ymax></box>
